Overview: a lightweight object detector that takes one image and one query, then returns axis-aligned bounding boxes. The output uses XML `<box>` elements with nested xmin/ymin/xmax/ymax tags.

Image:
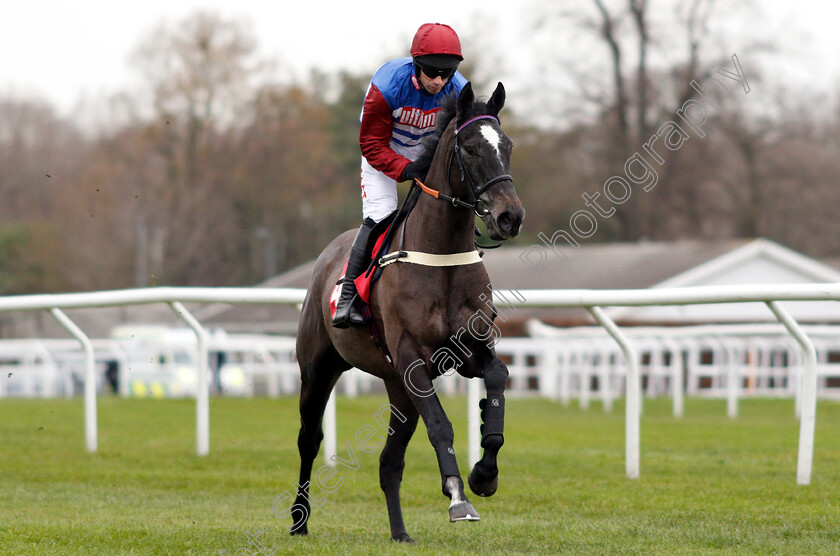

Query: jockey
<box><xmin>332</xmin><ymin>23</ymin><xmax>468</xmax><ymax>328</ymax></box>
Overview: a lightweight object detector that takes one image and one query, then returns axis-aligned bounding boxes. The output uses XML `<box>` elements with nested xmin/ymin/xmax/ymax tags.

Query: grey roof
<box><xmin>195</xmin><ymin>259</ymin><xmax>317</xmax><ymax>334</ymax></box>
<box><xmin>4</xmin><ymin>238</ymin><xmax>821</xmax><ymax>339</ymax></box>
<box><xmin>822</xmin><ymin>258</ymin><xmax>840</xmax><ymax>273</ymax></box>
<box><xmin>484</xmin><ymin>239</ymin><xmax>749</xmax><ymax>290</ymax></box>
<box><xmin>198</xmin><ymin>239</ymin><xmax>752</xmax><ymax>334</ymax></box>
<box><xmin>482</xmin><ymin>239</ymin><xmax>750</xmax><ymax>328</ymax></box>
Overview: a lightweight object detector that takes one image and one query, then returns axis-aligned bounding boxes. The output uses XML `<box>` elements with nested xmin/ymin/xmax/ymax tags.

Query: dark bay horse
<box><xmin>293</xmin><ymin>82</ymin><xmax>524</xmax><ymax>542</ymax></box>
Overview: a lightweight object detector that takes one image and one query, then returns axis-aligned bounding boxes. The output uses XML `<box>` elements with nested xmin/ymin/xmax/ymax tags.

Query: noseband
<box><xmin>415</xmin><ymin>114</ymin><xmax>513</xmax><ymax>218</ymax></box>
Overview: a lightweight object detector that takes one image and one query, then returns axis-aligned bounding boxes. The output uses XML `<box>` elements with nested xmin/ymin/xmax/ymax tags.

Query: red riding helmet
<box><xmin>410</xmin><ymin>23</ymin><xmax>463</xmax><ymax>61</ymax></box>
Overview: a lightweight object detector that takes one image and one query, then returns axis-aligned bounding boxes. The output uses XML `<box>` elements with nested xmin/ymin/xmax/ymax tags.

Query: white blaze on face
<box><xmin>479</xmin><ymin>124</ymin><xmax>502</xmax><ymax>163</ymax></box>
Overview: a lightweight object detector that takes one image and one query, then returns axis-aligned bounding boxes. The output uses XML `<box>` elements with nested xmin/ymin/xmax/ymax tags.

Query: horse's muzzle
<box><xmin>481</xmin><ymin>180</ymin><xmax>524</xmax><ymax>241</ymax></box>
<box><xmin>496</xmin><ymin>208</ymin><xmax>524</xmax><ymax>238</ymax></box>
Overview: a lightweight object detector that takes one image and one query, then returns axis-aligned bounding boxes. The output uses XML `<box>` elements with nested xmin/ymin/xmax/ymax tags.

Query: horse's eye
<box><xmin>464</xmin><ymin>146</ymin><xmax>477</xmax><ymax>156</ymax></box>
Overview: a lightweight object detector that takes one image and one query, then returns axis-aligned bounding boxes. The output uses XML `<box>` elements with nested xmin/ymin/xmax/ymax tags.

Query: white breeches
<box><xmin>360</xmin><ymin>157</ymin><xmax>398</xmax><ymax>223</ymax></box>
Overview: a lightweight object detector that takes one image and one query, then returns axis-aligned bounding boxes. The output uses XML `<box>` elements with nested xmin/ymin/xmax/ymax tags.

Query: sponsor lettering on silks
<box><xmin>397</xmin><ymin>106</ymin><xmax>439</xmax><ymax>129</ymax></box>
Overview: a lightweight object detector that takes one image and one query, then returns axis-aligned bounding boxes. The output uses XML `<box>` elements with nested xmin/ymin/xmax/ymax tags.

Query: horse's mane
<box><xmin>412</xmin><ymin>90</ymin><xmax>491</xmax><ymax>179</ymax></box>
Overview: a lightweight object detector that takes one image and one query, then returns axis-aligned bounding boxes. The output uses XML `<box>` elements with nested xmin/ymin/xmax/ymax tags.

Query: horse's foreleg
<box><xmin>468</xmin><ymin>357</ymin><xmax>508</xmax><ymax>497</ymax></box>
<box><xmin>379</xmin><ymin>380</ymin><xmax>420</xmax><ymax>542</ymax></box>
<box><xmin>397</xmin><ymin>333</ymin><xmax>480</xmax><ymax>522</ymax></box>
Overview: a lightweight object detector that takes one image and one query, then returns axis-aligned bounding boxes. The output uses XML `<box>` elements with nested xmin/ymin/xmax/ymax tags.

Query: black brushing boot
<box><xmin>332</xmin><ymin>218</ymin><xmax>375</xmax><ymax>328</ymax></box>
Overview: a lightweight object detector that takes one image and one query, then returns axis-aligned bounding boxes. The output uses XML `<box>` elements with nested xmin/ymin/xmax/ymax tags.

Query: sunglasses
<box><xmin>418</xmin><ymin>63</ymin><xmax>457</xmax><ymax>80</ymax></box>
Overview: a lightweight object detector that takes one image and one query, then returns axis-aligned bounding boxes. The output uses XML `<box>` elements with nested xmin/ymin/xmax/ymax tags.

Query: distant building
<box><xmin>2</xmin><ymin>238</ymin><xmax>838</xmax><ymax>339</ymax></box>
<box><xmin>198</xmin><ymin>237</ymin><xmax>840</xmax><ymax>336</ymax></box>
<box><xmin>488</xmin><ymin>238</ymin><xmax>840</xmax><ymax>334</ymax></box>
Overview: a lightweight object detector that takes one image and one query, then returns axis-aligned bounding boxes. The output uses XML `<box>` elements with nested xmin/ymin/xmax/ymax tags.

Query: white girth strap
<box><xmin>379</xmin><ymin>250</ymin><xmax>482</xmax><ymax>267</ymax></box>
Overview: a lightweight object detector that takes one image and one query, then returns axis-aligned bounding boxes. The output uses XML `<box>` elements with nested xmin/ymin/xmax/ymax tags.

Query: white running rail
<box><xmin>489</xmin><ymin>283</ymin><xmax>840</xmax><ymax>486</ymax></box>
<box><xmin>0</xmin><ymin>287</ymin><xmax>305</xmax><ymax>457</ymax></box>
<box><xmin>1</xmin><ymin>283</ymin><xmax>837</xmax><ymax>484</ymax></box>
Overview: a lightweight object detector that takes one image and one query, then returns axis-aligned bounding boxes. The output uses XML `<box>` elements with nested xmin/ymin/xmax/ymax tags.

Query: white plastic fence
<box><xmin>499</xmin><ymin>285</ymin><xmax>837</xmax><ymax>485</ymax></box>
<box><xmin>0</xmin><ymin>288</ymin><xmax>305</xmax><ymax>457</ymax></box>
<box><xmin>1</xmin><ymin>283</ymin><xmax>838</xmax><ymax>485</ymax></box>
<box><xmin>526</xmin><ymin>321</ymin><xmax>840</xmax><ymax>416</ymax></box>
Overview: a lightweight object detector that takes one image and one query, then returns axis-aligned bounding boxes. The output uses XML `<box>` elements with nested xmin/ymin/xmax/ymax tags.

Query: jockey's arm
<box><xmin>360</xmin><ymin>84</ymin><xmax>411</xmax><ymax>181</ymax></box>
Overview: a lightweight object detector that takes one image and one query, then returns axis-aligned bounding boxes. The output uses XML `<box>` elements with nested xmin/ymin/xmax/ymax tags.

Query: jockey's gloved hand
<box><xmin>399</xmin><ymin>162</ymin><xmax>424</xmax><ymax>183</ymax></box>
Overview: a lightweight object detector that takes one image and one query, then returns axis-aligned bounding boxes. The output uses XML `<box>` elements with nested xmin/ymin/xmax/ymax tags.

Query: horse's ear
<box><xmin>456</xmin><ymin>82</ymin><xmax>475</xmax><ymax>124</ymax></box>
<box><xmin>487</xmin><ymin>82</ymin><xmax>506</xmax><ymax>116</ymax></box>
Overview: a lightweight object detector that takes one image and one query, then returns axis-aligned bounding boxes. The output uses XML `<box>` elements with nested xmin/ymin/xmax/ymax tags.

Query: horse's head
<box><xmin>453</xmin><ymin>82</ymin><xmax>524</xmax><ymax>240</ymax></box>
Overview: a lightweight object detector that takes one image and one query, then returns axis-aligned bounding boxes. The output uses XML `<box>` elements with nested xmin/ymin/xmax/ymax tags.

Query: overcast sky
<box><xmin>1</xmin><ymin>1</ymin><xmax>838</xmax><ymax>121</ymax></box>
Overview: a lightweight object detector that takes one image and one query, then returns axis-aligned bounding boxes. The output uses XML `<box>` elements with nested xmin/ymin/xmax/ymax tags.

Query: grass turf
<box><xmin>1</xmin><ymin>395</ymin><xmax>839</xmax><ymax>555</ymax></box>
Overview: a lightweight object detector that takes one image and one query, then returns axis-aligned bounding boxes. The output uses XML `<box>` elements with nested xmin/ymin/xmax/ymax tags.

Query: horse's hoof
<box><xmin>449</xmin><ymin>501</ymin><xmax>480</xmax><ymax>522</ymax></box>
<box><xmin>289</xmin><ymin>509</ymin><xmax>309</xmax><ymax>536</ymax></box>
<box><xmin>392</xmin><ymin>532</ymin><xmax>415</xmax><ymax>543</ymax></box>
<box><xmin>468</xmin><ymin>465</ymin><xmax>498</xmax><ymax>497</ymax></box>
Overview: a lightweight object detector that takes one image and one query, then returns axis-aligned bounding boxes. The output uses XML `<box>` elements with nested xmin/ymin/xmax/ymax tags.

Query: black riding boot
<box><xmin>332</xmin><ymin>218</ymin><xmax>375</xmax><ymax>328</ymax></box>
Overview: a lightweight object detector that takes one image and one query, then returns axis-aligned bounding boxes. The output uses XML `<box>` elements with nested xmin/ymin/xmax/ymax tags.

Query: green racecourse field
<box><xmin>2</xmin><ymin>396</ymin><xmax>839</xmax><ymax>555</ymax></box>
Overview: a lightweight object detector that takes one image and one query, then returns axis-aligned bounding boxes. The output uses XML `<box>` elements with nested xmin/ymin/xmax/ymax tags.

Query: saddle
<box><xmin>354</xmin><ymin>214</ymin><xmax>403</xmax><ymax>304</ymax></box>
<box><xmin>329</xmin><ymin>189</ymin><xmax>420</xmax><ymax>366</ymax></box>
<box><xmin>353</xmin><ymin>185</ymin><xmax>421</xmax><ymax>306</ymax></box>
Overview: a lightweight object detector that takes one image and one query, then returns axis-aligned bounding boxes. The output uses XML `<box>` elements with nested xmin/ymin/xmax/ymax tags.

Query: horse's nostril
<box><xmin>499</xmin><ymin>209</ymin><xmax>523</xmax><ymax>237</ymax></box>
<box><xmin>498</xmin><ymin>212</ymin><xmax>512</xmax><ymax>232</ymax></box>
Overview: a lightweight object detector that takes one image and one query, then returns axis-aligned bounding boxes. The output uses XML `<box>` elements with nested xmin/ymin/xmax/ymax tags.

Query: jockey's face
<box><xmin>419</xmin><ymin>70</ymin><xmax>448</xmax><ymax>95</ymax></box>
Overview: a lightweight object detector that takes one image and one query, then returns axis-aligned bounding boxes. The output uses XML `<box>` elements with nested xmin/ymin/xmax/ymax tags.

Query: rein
<box><xmin>414</xmin><ymin>178</ymin><xmax>475</xmax><ymax>211</ymax></box>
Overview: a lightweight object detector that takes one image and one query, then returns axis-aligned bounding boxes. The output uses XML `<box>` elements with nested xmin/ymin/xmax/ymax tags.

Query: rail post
<box><xmin>587</xmin><ymin>306</ymin><xmax>640</xmax><ymax>479</ymax></box>
<box><xmin>323</xmin><ymin>390</ymin><xmax>336</xmax><ymax>466</ymax></box>
<box><xmin>170</xmin><ymin>302</ymin><xmax>210</xmax><ymax>457</ymax></box>
<box><xmin>50</xmin><ymin>308</ymin><xmax>97</xmax><ymax>453</ymax></box>
<box><xmin>766</xmin><ymin>301</ymin><xmax>817</xmax><ymax>485</ymax></box>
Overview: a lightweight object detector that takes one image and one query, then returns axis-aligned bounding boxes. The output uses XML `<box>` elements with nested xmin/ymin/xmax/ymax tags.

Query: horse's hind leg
<box><xmin>379</xmin><ymin>378</ymin><xmax>420</xmax><ymax>542</ymax></box>
<box><xmin>290</xmin><ymin>345</ymin><xmax>347</xmax><ymax>536</ymax></box>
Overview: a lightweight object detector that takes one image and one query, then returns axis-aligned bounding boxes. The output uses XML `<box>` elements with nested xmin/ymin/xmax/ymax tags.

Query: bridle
<box><xmin>415</xmin><ymin>114</ymin><xmax>513</xmax><ymax>219</ymax></box>
<box><xmin>453</xmin><ymin>115</ymin><xmax>514</xmax><ymax>217</ymax></box>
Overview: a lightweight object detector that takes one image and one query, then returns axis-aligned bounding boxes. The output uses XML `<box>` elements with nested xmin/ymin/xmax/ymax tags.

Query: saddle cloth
<box><xmin>329</xmin><ymin>211</ymin><xmax>400</xmax><ymax>319</ymax></box>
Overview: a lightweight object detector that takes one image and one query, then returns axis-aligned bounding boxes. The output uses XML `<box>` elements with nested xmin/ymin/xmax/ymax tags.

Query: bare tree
<box><xmin>0</xmin><ymin>98</ymin><xmax>84</xmax><ymax>219</ymax></box>
<box><xmin>128</xmin><ymin>12</ymin><xmax>261</xmax><ymax>285</ymax></box>
<box><xmin>525</xmin><ymin>0</ymin><xmax>774</xmax><ymax>242</ymax></box>
<box><xmin>0</xmin><ymin>97</ymin><xmax>87</xmax><ymax>294</ymax></box>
